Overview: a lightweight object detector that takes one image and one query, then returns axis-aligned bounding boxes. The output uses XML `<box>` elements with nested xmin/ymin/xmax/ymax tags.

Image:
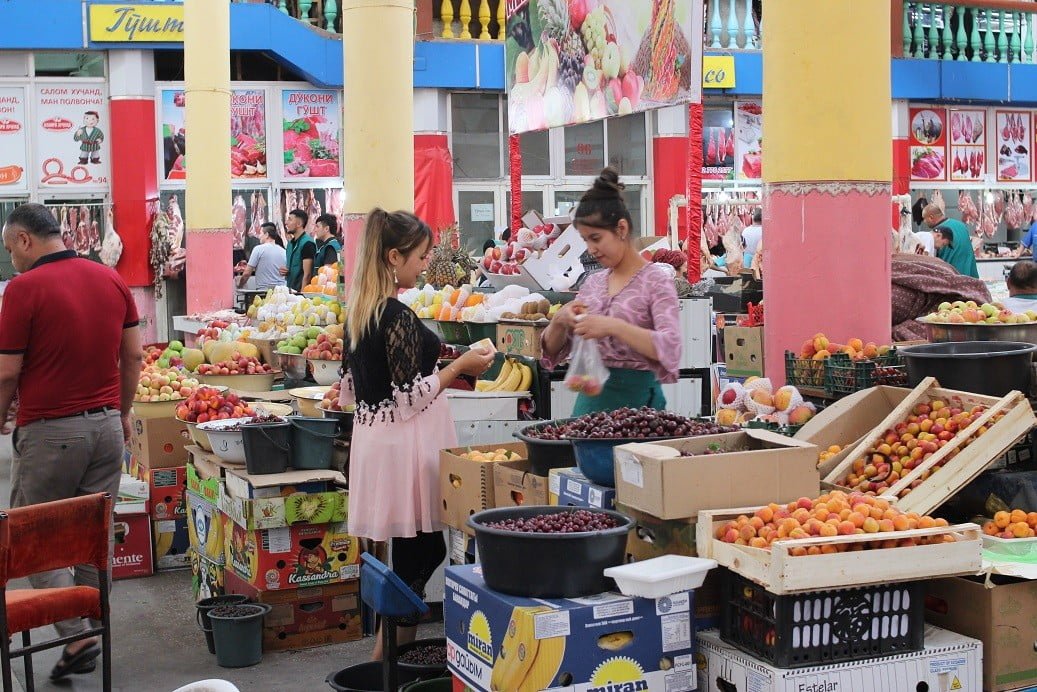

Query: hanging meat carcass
<box><xmin>958</xmin><ymin>191</ymin><xmax>979</xmax><ymax>227</ymax></box>
<box><xmin>59</xmin><ymin>206</ymin><xmax>74</xmax><ymax>251</ymax></box>
<box><xmin>165</xmin><ymin>195</ymin><xmax>184</xmax><ymax>249</ymax></box>
<box><xmin>1005</xmin><ymin>193</ymin><xmax>1025</xmax><ymax>230</ymax></box>
<box><xmin>247</xmin><ymin>191</ymin><xmax>267</xmax><ymax>241</ymax></box>
<box><xmin>304</xmin><ymin>190</ymin><xmax>321</xmax><ymax>234</ymax></box>
<box><xmin>74</xmin><ymin>205</ymin><xmax>92</xmax><ymax>256</ymax></box>
<box><xmin>932</xmin><ymin>189</ymin><xmax>946</xmax><ymax>212</ymax></box>
<box><xmin>707</xmin><ymin>129</ymin><xmax>717</xmax><ymax>166</ymax></box>
<box><xmin>231</xmin><ymin>194</ymin><xmax>247</xmax><ymax>250</ymax></box>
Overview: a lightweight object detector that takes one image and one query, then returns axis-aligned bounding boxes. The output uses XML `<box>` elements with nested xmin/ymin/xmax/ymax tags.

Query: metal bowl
<box><xmin>918</xmin><ymin>319</ymin><xmax>1037</xmax><ymax>347</ymax></box>
<box><xmin>275</xmin><ymin>351</ymin><xmax>307</xmax><ymax>380</ymax></box>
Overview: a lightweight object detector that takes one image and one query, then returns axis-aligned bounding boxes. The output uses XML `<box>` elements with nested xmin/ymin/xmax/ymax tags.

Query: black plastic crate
<box><xmin>720</xmin><ymin>569</ymin><xmax>925</xmax><ymax>668</ymax></box>
<box><xmin>825</xmin><ymin>350</ymin><xmax>907</xmax><ymax>398</ymax></box>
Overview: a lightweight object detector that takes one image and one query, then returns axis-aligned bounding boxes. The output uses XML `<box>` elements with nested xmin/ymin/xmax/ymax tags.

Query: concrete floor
<box><xmin>0</xmin><ymin>435</ymin><xmax>444</xmax><ymax>692</ymax></box>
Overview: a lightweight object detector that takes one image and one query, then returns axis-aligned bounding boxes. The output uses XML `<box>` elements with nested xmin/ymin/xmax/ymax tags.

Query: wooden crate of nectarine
<box><xmin>696</xmin><ymin>495</ymin><xmax>982</xmax><ymax>594</ymax></box>
<box><xmin>820</xmin><ymin>377</ymin><xmax>1035</xmax><ymax>516</ymax></box>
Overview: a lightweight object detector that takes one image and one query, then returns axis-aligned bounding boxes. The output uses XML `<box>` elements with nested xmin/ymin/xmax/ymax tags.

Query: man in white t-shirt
<box><xmin>1003</xmin><ymin>260</ymin><xmax>1037</xmax><ymax>314</ymax></box>
<box><xmin>237</xmin><ymin>222</ymin><xmax>287</xmax><ymax>290</ymax></box>
<box><xmin>741</xmin><ymin>209</ymin><xmax>763</xmax><ymax>269</ymax></box>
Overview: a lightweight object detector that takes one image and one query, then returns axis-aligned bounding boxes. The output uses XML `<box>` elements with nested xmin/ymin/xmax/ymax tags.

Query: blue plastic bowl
<box><xmin>571</xmin><ymin>436</ymin><xmax>680</xmax><ymax>487</ymax></box>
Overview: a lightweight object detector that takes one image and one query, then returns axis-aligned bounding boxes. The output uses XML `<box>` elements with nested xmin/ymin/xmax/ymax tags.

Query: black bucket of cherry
<box><xmin>514</xmin><ymin>418</ymin><xmax>578</xmax><ymax>475</ymax></box>
<box><xmin>467</xmin><ymin>506</ymin><xmax>633</xmax><ymax>598</ymax></box>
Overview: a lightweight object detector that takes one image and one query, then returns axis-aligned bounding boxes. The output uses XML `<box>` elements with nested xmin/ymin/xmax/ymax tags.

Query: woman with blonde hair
<box><xmin>339</xmin><ymin>209</ymin><xmax>494</xmax><ymax>658</ymax></box>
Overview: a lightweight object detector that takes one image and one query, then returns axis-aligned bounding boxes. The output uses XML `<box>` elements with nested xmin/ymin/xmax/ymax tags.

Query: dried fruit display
<box><xmin>714</xmin><ymin>491</ymin><xmax>955</xmax><ymax>555</ymax></box>
<box><xmin>485</xmin><ymin>509</ymin><xmax>618</xmax><ymax>533</ymax></box>
<box><xmin>526</xmin><ymin>407</ymin><xmax>735</xmax><ymax>440</ymax></box>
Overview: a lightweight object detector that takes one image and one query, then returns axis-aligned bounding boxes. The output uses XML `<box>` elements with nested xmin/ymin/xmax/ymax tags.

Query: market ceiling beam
<box><xmin>340</xmin><ymin>0</ymin><xmax>416</xmax><ymax>286</ymax></box>
<box><xmin>762</xmin><ymin>0</ymin><xmax>893</xmax><ymax>380</ymax></box>
<box><xmin>184</xmin><ymin>0</ymin><xmax>234</xmax><ymax>314</ymax></box>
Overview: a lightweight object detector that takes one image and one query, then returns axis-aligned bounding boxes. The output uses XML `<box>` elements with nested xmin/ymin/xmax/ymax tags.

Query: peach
<box><xmin>821</xmin><ymin>544</ymin><xmax>839</xmax><ymax>554</ymax></box>
<box><xmin>787</xmin><ymin>405</ymin><xmax>816</xmax><ymax>425</ymax></box>
<box><xmin>848</xmin><ymin>338</ymin><xmax>864</xmax><ymax>352</ymax></box>
<box><xmin>790</xmin><ymin>546</ymin><xmax>808</xmax><ymax>557</ymax></box>
<box><xmin>755</xmin><ymin>506</ymin><xmax>774</xmax><ymax>522</ymax></box>
<box><xmin>715</xmin><ymin>408</ymin><xmax>739</xmax><ymax>426</ymax></box>
<box><xmin>813</xmin><ymin>334</ymin><xmax>829</xmax><ymax>352</ymax></box>
<box><xmin>739</xmin><ymin>524</ymin><xmax>757</xmax><ymax>541</ymax></box>
<box><xmin>819</xmin><ymin>523</ymin><xmax>838</xmax><ymax>538</ymax></box>
<box><xmin>862</xmin><ymin>517</ymin><xmax>880</xmax><ymax>533</ymax></box>
<box><xmin>1011</xmin><ymin>509</ymin><xmax>1029</xmax><ymax>525</ymax></box>
<box><xmin>750</xmin><ymin>389</ymin><xmax>774</xmax><ymax>408</ymax></box>
<box><xmin>878</xmin><ymin>519</ymin><xmax>895</xmax><ymax>533</ymax></box>
<box><xmin>1012</xmin><ymin>522</ymin><xmax>1030</xmax><ymax>538</ymax></box>
<box><xmin>749</xmin><ymin>537</ymin><xmax>768</xmax><ymax>548</ymax></box>
<box><xmin>800</xmin><ymin>340</ymin><xmax>818</xmax><ymax>358</ymax></box>
<box><xmin>807</xmin><ymin>546</ymin><xmax>822</xmax><ymax>556</ymax></box>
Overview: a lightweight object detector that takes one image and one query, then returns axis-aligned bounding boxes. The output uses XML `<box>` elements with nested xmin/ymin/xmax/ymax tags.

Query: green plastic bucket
<box><xmin>288</xmin><ymin>416</ymin><xmax>339</xmax><ymax>470</ymax></box>
<box><xmin>241</xmin><ymin>421</ymin><xmax>291</xmax><ymax>474</ymax></box>
<box><xmin>196</xmin><ymin>594</ymin><xmax>249</xmax><ymax>655</ymax></box>
<box><xmin>208</xmin><ymin>602</ymin><xmax>272</xmax><ymax>668</ymax></box>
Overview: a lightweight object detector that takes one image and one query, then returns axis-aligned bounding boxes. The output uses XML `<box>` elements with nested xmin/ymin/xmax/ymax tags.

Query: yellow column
<box><xmin>340</xmin><ymin>0</ymin><xmax>415</xmax><ymax>285</ymax></box>
<box><xmin>762</xmin><ymin>0</ymin><xmax>892</xmax><ymax>379</ymax></box>
<box><xmin>184</xmin><ymin>0</ymin><xmax>233</xmax><ymax>313</ymax></box>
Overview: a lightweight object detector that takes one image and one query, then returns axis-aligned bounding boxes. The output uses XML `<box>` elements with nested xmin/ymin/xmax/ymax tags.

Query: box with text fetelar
<box><xmin>445</xmin><ymin>564</ymin><xmax>697</xmax><ymax>692</ymax></box>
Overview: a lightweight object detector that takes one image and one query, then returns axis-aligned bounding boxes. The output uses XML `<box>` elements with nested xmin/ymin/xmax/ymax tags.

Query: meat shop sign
<box><xmin>88</xmin><ymin>5</ymin><xmax>184</xmax><ymax>43</ymax></box>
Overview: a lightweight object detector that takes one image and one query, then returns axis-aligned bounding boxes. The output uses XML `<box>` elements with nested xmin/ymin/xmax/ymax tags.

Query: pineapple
<box><xmin>537</xmin><ymin>0</ymin><xmax>569</xmax><ymax>41</ymax></box>
<box><xmin>424</xmin><ymin>230</ymin><xmax>461</xmax><ymax>290</ymax></box>
<box><xmin>558</xmin><ymin>32</ymin><xmax>586</xmax><ymax>92</ymax></box>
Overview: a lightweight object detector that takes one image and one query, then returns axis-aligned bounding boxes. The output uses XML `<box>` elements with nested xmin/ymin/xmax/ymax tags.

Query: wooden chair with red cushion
<box><xmin>0</xmin><ymin>493</ymin><xmax>113</xmax><ymax>692</ymax></box>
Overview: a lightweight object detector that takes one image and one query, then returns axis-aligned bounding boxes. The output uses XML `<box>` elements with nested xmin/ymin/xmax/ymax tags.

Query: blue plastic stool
<box><xmin>359</xmin><ymin>553</ymin><xmax>429</xmax><ymax>692</ymax></box>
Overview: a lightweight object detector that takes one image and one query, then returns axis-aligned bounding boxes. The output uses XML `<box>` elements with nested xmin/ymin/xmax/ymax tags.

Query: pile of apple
<box><xmin>983</xmin><ymin>509</ymin><xmax>1037</xmax><ymax>539</ymax></box>
<box><xmin>135</xmin><ymin>366</ymin><xmax>199</xmax><ymax>403</ymax></box>
<box><xmin>837</xmin><ymin>398</ymin><xmax>1003</xmax><ymax>497</ymax></box>
<box><xmin>196</xmin><ymin>319</ymin><xmax>232</xmax><ymax>342</ymax></box>
<box><xmin>197</xmin><ymin>355</ymin><xmax>274</xmax><ymax>376</ymax></box>
<box><xmin>303</xmin><ymin>332</ymin><xmax>342</xmax><ymax>361</ymax></box>
<box><xmin>715</xmin><ymin>377</ymin><xmax>815</xmax><ymax>427</ymax></box>
<box><xmin>715</xmin><ymin>491</ymin><xmax>955</xmax><ymax>555</ymax></box>
<box><xmin>923</xmin><ymin>301</ymin><xmax>1037</xmax><ymax>325</ymax></box>
<box><xmin>176</xmin><ymin>387</ymin><xmax>254</xmax><ymax>424</ymax></box>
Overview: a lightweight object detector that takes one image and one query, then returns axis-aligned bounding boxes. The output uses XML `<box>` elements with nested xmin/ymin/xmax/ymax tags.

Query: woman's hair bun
<box><xmin>591</xmin><ymin>167</ymin><xmax>624</xmax><ymax>199</ymax></box>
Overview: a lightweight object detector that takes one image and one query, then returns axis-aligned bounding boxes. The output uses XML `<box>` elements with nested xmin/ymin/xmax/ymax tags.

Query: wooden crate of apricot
<box><xmin>696</xmin><ymin>492</ymin><xmax>982</xmax><ymax>594</ymax></box>
<box><xmin>819</xmin><ymin>377</ymin><xmax>1035</xmax><ymax>516</ymax></box>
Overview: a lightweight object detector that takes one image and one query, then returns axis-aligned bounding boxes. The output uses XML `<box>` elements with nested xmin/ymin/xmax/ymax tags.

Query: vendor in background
<box><xmin>741</xmin><ymin>209</ymin><xmax>763</xmax><ymax>268</ymax></box>
<box><xmin>1004</xmin><ymin>260</ymin><xmax>1037</xmax><ymax>313</ymax></box>
<box><xmin>891</xmin><ymin>253</ymin><xmax>991</xmax><ymax>341</ymax></box>
<box><xmin>1013</xmin><ymin>219</ymin><xmax>1036</xmax><ymax>257</ymax></box>
<box><xmin>282</xmin><ymin>209</ymin><xmax>315</xmax><ymax>291</ymax></box>
<box><xmin>541</xmin><ymin>168</ymin><xmax>681</xmax><ymax>414</ymax></box>
<box><xmin>313</xmin><ymin>213</ymin><xmax>342</xmax><ymax>267</ymax></box>
<box><xmin>923</xmin><ymin>204</ymin><xmax>979</xmax><ymax>278</ymax></box>
<box><xmin>237</xmin><ymin>222</ymin><xmax>287</xmax><ymax>290</ymax></box>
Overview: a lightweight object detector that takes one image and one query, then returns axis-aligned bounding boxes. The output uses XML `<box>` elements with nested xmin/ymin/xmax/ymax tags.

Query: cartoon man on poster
<box><xmin>74</xmin><ymin>110</ymin><xmax>104</xmax><ymax>165</ymax></box>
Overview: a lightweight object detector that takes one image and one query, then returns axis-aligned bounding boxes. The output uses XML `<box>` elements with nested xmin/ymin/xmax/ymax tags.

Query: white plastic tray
<box><xmin>603</xmin><ymin>555</ymin><xmax>717</xmax><ymax>599</ymax></box>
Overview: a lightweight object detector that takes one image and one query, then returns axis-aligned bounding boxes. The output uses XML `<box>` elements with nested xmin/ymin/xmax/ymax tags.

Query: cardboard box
<box><xmin>222</xmin><ymin>515</ymin><xmax>361</xmax><ymax>591</ymax></box>
<box><xmin>492</xmin><ymin>462</ymin><xmax>548</xmax><ymax>508</ymax></box>
<box><xmin>696</xmin><ymin>626</ymin><xmax>981</xmax><ymax>692</ymax></box>
<box><xmin>723</xmin><ymin>325</ymin><xmax>764</xmax><ymax>378</ymax></box>
<box><xmin>224</xmin><ymin>570</ymin><xmax>363</xmax><ymax>651</ymax></box>
<box><xmin>614</xmin><ymin>429</ymin><xmax>818</xmax><ymax>520</ymax></box>
<box><xmin>440</xmin><ymin>442</ymin><xmax>529</xmax><ymax>535</ymax></box>
<box><xmin>138</xmin><ymin>465</ymin><xmax>187</xmax><ymax>521</ymax></box>
<box><xmin>496</xmin><ymin>322</ymin><xmax>545</xmax><ymax>359</ymax></box>
<box><xmin>112</xmin><ymin>512</ymin><xmax>153</xmax><ymax>580</ymax></box>
<box><xmin>220</xmin><ymin>486</ymin><xmax>348</xmax><ymax>531</ymax></box>
<box><xmin>191</xmin><ymin>552</ymin><xmax>225</xmax><ymax>601</ymax></box>
<box><xmin>186</xmin><ymin>490</ymin><xmax>225</xmax><ymax>564</ymax></box>
<box><xmin>445</xmin><ymin>565</ymin><xmax>696</xmax><ymax>692</ymax></box>
<box><xmin>130</xmin><ymin>415</ymin><xmax>189</xmax><ymax>469</ymax></box>
<box><xmin>448</xmin><ymin>527</ymin><xmax>478</xmax><ymax>566</ymax></box>
<box><xmin>117</xmin><ymin>473</ymin><xmax>148</xmax><ymax>515</ymax></box>
<box><xmin>152</xmin><ymin>517</ymin><xmax>191</xmax><ymax>570</ymax></box>
<box><xmin>548</xmin><ymin>467</ymin><xmax>616</xmax><ymax>510</ymax></box>
<box><xmin>926</xmin><ymin>576</ymin><xmax>1037</xmax><ymax>691</ymax></box>
<box><xmin>186</xmin><ymin>445</ymin><xmax>240</xmax><ymax>506</ymax></box>
<box><xmin>224</xmin><ymin>466</ymin><xmax>342</xmax><ymax>500</ymax></box>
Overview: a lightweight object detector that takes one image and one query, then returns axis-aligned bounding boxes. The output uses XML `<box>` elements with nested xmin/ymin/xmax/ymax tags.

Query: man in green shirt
<box><xmin>281</xmin><ymin>209</ymin><xmax>315</xmax><ymax>292</ymax></box>
<box><xmin>314</xmin><ymin>213</ymin><xmax>342</xmax><ymax>268</ymax></box>
<box><xmin>923</xmin><ymin>204</ymin><xmax>979</xmax><ymax>278</ymax></box>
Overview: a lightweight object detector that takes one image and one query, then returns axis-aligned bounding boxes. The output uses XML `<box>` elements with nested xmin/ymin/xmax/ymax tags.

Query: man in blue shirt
<box><xmin>1016</xmin><ymin>221</ymin><xmax>1036</xmax><ymax>257</ymax></box>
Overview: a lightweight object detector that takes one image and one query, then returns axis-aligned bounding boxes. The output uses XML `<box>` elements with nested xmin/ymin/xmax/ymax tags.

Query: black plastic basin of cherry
<box><xmin>514</xmin><ymin>419</ymin><xmax>577</xmax><ymax>475</ymax></box>
<box><xmin>468</xmin><ymin>505</ymin><xmax>633</xmax><ymax>598</ymax></box>
<box><xmin>396</xmin><ymin>637</ymin><xmax>447</xmax><ymax>678</ymax></box>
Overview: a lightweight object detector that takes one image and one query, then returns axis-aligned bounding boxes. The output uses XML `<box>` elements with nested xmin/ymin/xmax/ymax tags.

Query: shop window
<box><xmin>451</xmin><ymin>93</ymin><xmax>502</xmax><ymax>179</ymax></box>
<box><xmin>0</xmin><ymin>53</ymin><xmax>30</xmax><ymax>78</ymax></box>
<box><xmin>506</xmin><ymin>130</ymin><xmax>550</xmax><ymax>177</ymax></box>
<box><xmin>565</xmin><ymin>122</ymin><xmax>605</xmax><ymax>176</ymax></box>
<box><xmin>34</xmin><ymin>52</ymin><xmax>105</xmax><ymax>78</ymax></box>
<box><xmin>607</xmin><ymin>114</ymin><xmax>647</xmax><ymax>176</ymax></box>
<box><xmin>506</xmin><ymin>190</ymin><xmax>546</xmax><ymax>222</ymax></box>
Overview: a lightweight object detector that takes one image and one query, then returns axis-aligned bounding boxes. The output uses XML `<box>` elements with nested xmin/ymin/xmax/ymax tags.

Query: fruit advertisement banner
<box><xmin>909</xmin><ymin>107</ymin><xmax>947</xmax><ymax>181</ymax></box>
<box><xmin>703</xmin><ymin>106</ymin><xmax>734</xmax><ymax>180</ymax></box>
<box><xmin>996</xmin><ymin>110</ymin><xmax>1031</xmax><ymax>182</ymax></box>
<box><xmin>734</xmin><ymin>100</ymin><xmax>762</xmax><ymax>180</ymax></box>
<box><xmin>35</xmin><ymin>83</ymin><xmax>110</xmax><ymax>189</ymax></box>
<box><xmin>159</xmin><ymin>88</ymin><xmax>268</xmax><ymax>180</ymax></box>
<box><xmin>949</xmin><ymin>109</ymin><xmax>985</xmax><ymax>181</ymax></box>
<box><xmin>504</xmin><ymin>0</ymin><xmax>704</xmax><ymax>134</ymax></box>
<box><xmin>282</xmin><ymin>89</ymin><xmax>341</xmax><ymax>179</ymax></box>
<box><xmin>0</xmin><ymin>87</ymin><xmax>28</xmax><ymax>191</ymax></box>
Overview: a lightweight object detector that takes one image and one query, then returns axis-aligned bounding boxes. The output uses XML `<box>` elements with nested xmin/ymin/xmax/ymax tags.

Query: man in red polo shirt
<box><xmin>0</xmin><ymin>203</ymin><xmax>142</xmax><ymax>681</ymax></box>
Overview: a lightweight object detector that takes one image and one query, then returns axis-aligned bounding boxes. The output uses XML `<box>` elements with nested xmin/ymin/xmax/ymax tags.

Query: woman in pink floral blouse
<box><xmin>542</xmin><ymin>168</ymin><xmax>682</xmax><ymax>414</ymax></box>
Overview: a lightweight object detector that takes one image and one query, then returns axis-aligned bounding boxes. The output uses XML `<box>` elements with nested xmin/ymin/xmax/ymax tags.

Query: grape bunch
<box><xmin>580</xmin><ymin>7</ymin><xmax>610</xmax><ymax>69</ymax></box>
<box><xmin>486</xmin><ymin>510</ymin><xmax>619</xmax><ymax>534</ymax></box>
<box><xmin>527</xmin><ymin>407</ymin><xmax>736</xmax><ymax>440</ymax></box>
<box><xmin>399</xmin><ymin>644</ymin><xmax>447</xmax><ymax>666</ymax></box>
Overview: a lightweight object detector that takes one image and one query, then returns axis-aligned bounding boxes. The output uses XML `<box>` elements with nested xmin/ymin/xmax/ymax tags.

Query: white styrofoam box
<box><xmin>549</xmin><ymin>379</ymin><xmax>578</xmax><ymax>420</ymax></box>
<box><xmin>446</xmin><ymin>390</ymin><xmax>522</xmax><ymax>421</ymax></box>
<box><xmin>453</xmin><ymin>420</ymin><xmax>525</xmax><ymax>447</ymax></box>
<box><xmin>696</xmin><ymin>627</ymin><xmax>982</xmax><ymax>692</ymax></box>
<box><xmin>117</xmin><ymin>473</ymin><xmax>148</xmax><ymax>515</ymax></box>
<box><xmin>679</xmin><ymin>298</ymin><xmax>714</xmax><ymax>369</ymax></box>
<box><xmin>480</xmin><ymin>267</ymin><xmax>544</xmax><ymax>293</ymax></box>
<box><xmin>522</xmin><ymin>225</ymin><xmax>587</xmax><ymax>291</ymax></box>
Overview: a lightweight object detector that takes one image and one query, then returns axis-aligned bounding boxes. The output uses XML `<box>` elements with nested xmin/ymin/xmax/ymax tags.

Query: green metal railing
<box><xmin>903</xmin><ymin>2</ymin><xmax>1037</xmax><ymax>62</ymax></box>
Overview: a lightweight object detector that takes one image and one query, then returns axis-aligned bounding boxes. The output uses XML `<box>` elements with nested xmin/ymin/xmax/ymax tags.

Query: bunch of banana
<box><xmin>491</xmin><ymin>606</ymin><xmax>566</xmax><ymax>691</ymax></box>
<box><xmin>154</xmin><ymin>526</ymin><xmax>175</xmax><ymax>557</ymax></box>
<box><xmin>475</xmin><ymin>358</ymin><xmax>534</xmax><ymax>393</ymax></box>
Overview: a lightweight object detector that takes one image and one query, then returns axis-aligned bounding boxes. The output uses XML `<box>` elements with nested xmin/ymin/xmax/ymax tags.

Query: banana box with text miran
<box><xmin>186</xmin><ymin>490</ymin><xmax>225</xmax><ymax>565</ymax></box>
<box><xmin>445</xmin><ymin>565</ymin><xmax>697</xmax><ymax>692</ymax></box>
<box><xmin>152</xmin><ymin>517</ymin><xmax>191</xmax><ymax>570</ymax></box>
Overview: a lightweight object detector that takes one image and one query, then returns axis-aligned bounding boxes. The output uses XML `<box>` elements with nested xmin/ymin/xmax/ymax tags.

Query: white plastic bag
<box><xmin>564</xmin><ymin>335</ymin><xmax>610</xmax><ymax>396</ymax></box>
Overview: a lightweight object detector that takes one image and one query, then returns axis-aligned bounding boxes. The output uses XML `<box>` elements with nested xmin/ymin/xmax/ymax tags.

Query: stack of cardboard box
<box><xmin>186</xmin><ymin>444</ymin><xmax>364</xmax><ymax>652</ymax></box>
<box><xmin>113</xmin><ymin>472</ymin><xmax>152</xmax><ymax>580</ymax></box>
